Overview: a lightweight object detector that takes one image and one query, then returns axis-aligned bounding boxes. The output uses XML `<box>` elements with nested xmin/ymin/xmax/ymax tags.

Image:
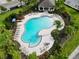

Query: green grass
<box><xmin>0</xmin><ymin>8</ymin><xmax>22</xmax><ymax>21</ymax></box>
<box><xmin>0</xmin><ymin>49</ymin><xmax>6</xmax><ymax>59</ymax></box>
<box><xmin>60</xmin><ymin>5</ymin><xmax>79</xmax><ymax>57</ymax></box>
<box><xmin>0</xmin><ymin>8</ymin><xmax>23</xmax><ymax>25</ymax></box>
<box><xmin>0</xmin><ymin>1</ymin><xmax>37</xmax><ymax>59</ymax></box>
<box><xmin>0</xmin><ymin>4</ymin><xmax>26</xmax><ymax>59</ymax></box>
<box><xmin>61</xmin><ymin>31</ymin><xmax>79</xmax><ymax>56</ymax></box>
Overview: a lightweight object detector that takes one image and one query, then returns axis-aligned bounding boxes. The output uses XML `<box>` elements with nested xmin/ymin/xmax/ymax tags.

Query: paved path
<box><xmin>68</xmin><ymin>46</ymin><xmax>79</xmax><ymax>59</ymax></box>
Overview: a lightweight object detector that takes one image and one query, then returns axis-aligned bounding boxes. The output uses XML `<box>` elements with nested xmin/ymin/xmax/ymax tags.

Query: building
<box><xmin>0</xmin><ymin>0</ymin><xmax>25</xmax><ymax>13</ymax></box>
<box><xmin>64</xmin><ymin>0</ymin><xmax>79</xmax><ymax>10</ymax></box>
<box><xmin>1</xmin><ymin>1</ymin><xmax>21</xmax><ymax>11</ymax></box>
<box><xmin>38</xmin><ymin>0</ymin><xmax>55</xmax><ymax>12</ymax></box>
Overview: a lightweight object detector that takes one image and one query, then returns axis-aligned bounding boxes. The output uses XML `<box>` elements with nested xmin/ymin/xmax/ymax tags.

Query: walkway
<box><xmin>68</xmin><ymin>46</ymin><xmax>79</xmax><ymax>59</ymax></box>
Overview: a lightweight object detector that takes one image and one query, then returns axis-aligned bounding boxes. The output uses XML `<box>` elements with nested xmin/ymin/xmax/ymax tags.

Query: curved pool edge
<box><xmin>21</xmin><ymin>16</ymin><xmax>54</xmax><ymax>47</ymax></box>
<box><xmin>13</xmin><ymin>12</ymin><xmax>65</xmax><ymax>56</ymax></box>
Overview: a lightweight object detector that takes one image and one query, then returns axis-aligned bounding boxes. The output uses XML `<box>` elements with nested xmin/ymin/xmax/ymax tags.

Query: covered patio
<box><xmin>38</xmin><ymin>0</ymin><xmax>55</xmax><ymax>12</ymax></box>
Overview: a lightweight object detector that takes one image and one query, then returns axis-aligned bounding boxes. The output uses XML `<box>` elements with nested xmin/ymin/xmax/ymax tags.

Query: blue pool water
<box><xmin>21</xmin><ymin>16</ymin><xmax>53</xmax><ymax>47</ymax></box>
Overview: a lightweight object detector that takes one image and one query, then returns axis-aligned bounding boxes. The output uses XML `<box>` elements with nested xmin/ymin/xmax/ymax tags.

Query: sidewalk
<box><xmin>68</xmin><ymin>46</ymin><xmax>79</xmax><ymax>59</ymax></box>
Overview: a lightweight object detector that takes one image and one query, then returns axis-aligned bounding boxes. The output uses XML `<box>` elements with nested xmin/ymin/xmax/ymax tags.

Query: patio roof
<box><xmin>38</xmin><ymin>0</ymin><xmax>55</xmax><ymax>8</ymax></box>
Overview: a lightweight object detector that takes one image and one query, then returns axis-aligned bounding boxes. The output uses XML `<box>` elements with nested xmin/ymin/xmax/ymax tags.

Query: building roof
<box><xmin>64</xmin><ymin>0</ymin><xmax>79</xmax><ymax>10</ymax></box>
<box><xmin>0</xmin><ymin>1</ymin><xmax>20</xmax><ymax>9</ymax></box>
<box><xmin>38</xmin><ymin>0</ymin><xmax>55</xmax><ymax>8</ymax></box>
<box><xmin>0</xmin><ymin>0</ymin><xmax>18</xmax><ymax>5</ymax></box>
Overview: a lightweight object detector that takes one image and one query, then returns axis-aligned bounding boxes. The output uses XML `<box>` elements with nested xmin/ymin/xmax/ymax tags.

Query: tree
<box><xmin>51</xmin><ymin>29</ymin><xmax>60</xmax><ymax>42</ymax></box>
<box><xmin>49</xmin><ymin>42</ymin><xmax>61</xmax><ymax>56</ymax></box>
<box><xmin>55</xmin><ymin>0</ymin><xmax>65</xmax><ymax>13</ymax></box>
<box><xmin>3</xmin><ymin>13</ymin><xmax>17</xmax><ymax>30</ymax></box>
<box><xmin>0</xmin><ymin>6</ymin><xmax>7</xmax><ymax>11</ymax></box>
<box><xmin>50</xmin><ymin>30</ymin><xmax>61</xmax><ymax>55</ymax></box>
<box><xmin>64</xmin><ymin>26</ymin><xmax>74</xmax><ymax>36</ymax></box>
<box><xmin>21</xmin><ymin>0</ymin><xmax>28</xmax><ymax>3</ymax></box>
<box><xmin>48</xmin><ymin>55</ymin><xmax>54</xmax><ymax>59</ymax></box>
<box><xmin>55</xmin><ymin>55</ymin><xmax>68</xmax><ymax>59</ymax></box>
<box><xmin>0</xmin><ymin>25</ymin><xmax>21</xmax><ymax>59</ymax></box>
<box><xmin>0</xmin><ymin>49</ymin><xmax>6</xmax><ymax>59</ymax></box>
<box><xmin>54</xmin><ymin>20</ymin><xmax>62</xmax><ymax>29</ymax></box>
<box><xmin>28</xmin><ymin>52</ymin><xmax>38</xmax><ymax>59</ymax></box>
<box><xmin>56</xmin><ymin>0</ymin><xmax>65</xmax><ymax>10</ymax></box>
<box><xmin>7</xmin><ymin>0</ymin><xmax>11</xmax><ymax>2</ymax></box>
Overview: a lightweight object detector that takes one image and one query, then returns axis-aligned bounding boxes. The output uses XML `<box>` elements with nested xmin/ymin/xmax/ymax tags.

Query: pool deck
<box><xmin>14</xmin><ymin>12</ymin><xmax>65</xmax><ymax>56</ymax></box>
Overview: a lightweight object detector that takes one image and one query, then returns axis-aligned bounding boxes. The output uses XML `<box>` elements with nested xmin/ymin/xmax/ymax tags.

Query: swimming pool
<box><xmin>21</xmin><ymin>16</ymin><xmax>53</xmax><ymax>47</ymax></box>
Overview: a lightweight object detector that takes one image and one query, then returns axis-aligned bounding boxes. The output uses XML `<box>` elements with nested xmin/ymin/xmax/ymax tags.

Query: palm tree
<box><xmin>54</xmin><ymin>20</ymin><xmax>62</xmax><ymax>29</ymax></box>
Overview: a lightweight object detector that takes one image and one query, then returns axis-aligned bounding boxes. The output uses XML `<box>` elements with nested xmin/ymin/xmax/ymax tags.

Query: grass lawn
<box><xmin>61</xmin><ymin>31</ymin><xmax>79</xmax><ymax>57</ymax></box>
<box><xmin>0</xmin><ymin>1</ymin><xmax>36</xmax><ymax>59</ymax></box>
<box><xmin>60</xmin><ymin>5</ymin><xmax>79</xmax><ymax>57</ymax></box>
<box><xmin>0</xmin><ymin>8</ymin><xmax>23</xmax><ymax>26</ymax></box>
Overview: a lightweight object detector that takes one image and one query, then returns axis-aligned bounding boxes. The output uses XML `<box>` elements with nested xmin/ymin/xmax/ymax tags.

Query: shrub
<box><xmin>0</xmin><ymin>6</ymin><xmax>7</xmax><ymax>11</ymax></box>
<box><xmin>54</xmin><ymin>20</ymin><xmax>62</xmax><ymax>29</ymax></box>
<box><xmin>3</xmin><ymin>13</ymin><xmax>17</xmax><ymax>29</ymax></box>
<box><xmin>7</xmin><ymin>0</ymin><xmax>11</xmax><ymax>2</ymax></box>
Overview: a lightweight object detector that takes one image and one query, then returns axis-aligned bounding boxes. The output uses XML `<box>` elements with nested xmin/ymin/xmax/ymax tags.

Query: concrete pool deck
<box><xmin>14</xmin><ymin>12</ymin><xmax>65</xmax><ymax>56</ymax></box>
